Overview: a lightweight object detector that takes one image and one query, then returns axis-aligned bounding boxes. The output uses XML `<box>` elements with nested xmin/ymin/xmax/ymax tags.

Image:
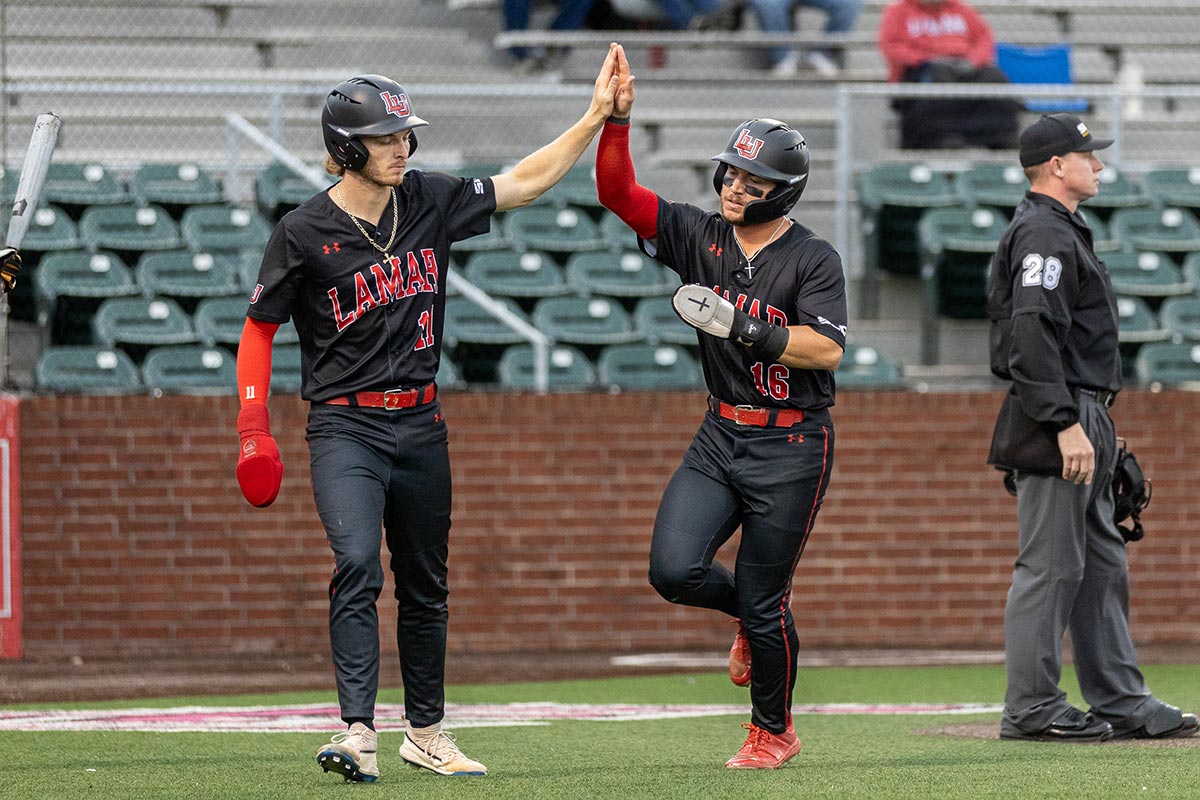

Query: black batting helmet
<box><xmin>322</xmin><ymin>75</ymin><xmax>429</xmax><ymax>171</ymax></box>
<box><xmin>711</xmin><ymin>119</ymin><xmax>809</xmax><ymax>225</ymax></box>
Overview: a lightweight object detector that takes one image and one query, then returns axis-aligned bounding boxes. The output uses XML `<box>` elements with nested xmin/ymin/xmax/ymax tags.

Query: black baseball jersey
<box><xmin>640</xmin><ymin>198</ymin><xmax>848</xmax><ymax>409</ymax></box>
<box><xmin>987</xmin><ymin>191</ymin><xmax>1121</xmax><ymax>428</ymax></box>
<box><xmin>248</xmin><ymin>170</ymin><xmax>495</xmax><ymax>402</ymax></box>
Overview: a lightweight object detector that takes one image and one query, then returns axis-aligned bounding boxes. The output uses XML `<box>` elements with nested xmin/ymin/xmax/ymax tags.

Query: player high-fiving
<box><xmin>235</xmin><ymin>43</ymin><xmax>627</xmax><ymax>783</ymax></box>
<box><xmin>597</xmin><ymin>48</ymin><xmax>847</xmax><ymax>770</ymax></box>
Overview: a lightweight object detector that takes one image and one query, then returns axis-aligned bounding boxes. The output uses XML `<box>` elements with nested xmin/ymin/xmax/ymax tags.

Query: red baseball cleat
<box><xmin>729</xmin><ymin>621</ymin><xmax>751</xmax><ymax>687</ymax></box>
<box><xmin>725</xmin><ymin>721</ymin><xmax>802</xmax><ymax>769</ymax></box>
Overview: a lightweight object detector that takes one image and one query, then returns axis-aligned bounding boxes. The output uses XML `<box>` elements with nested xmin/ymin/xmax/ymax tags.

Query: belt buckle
<box><xmin>732</xmin><ymin>404</ymin><xmax>758</xmax><ymax>425</ymax></box>
<box><xmin>383</xmin><ymin>388</ymin><xmax>413</xmax><ymax>410</ymax></box>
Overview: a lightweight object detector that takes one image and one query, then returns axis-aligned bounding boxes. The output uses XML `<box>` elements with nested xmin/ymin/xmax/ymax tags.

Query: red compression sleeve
<box><xmin>237</xmin><ymin>317</ymin><xmax>279</xmax><ymax>408</ymax></box>
<box><xmin>596</xmin><ymin>120</ymin><xmax>659</xmax><ymax>240</ymax></box>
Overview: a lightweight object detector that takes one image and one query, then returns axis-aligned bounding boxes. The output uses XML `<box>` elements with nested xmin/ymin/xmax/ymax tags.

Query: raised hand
<box><xmin>613</xmin><ymin>43</ymin><xmax>635</xmax><ymax>119</ymax></box>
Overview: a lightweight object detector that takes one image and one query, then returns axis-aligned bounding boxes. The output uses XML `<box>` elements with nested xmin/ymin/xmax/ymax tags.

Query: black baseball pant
<box><xmin>307</xmin><ymin>401</ymin><xmax>452</xmax><ymax>729</ymax></box>
<box><xmin>649</xmin><ymin>408</ymin><xmax>834</xmax><ymax>734</ymax></box>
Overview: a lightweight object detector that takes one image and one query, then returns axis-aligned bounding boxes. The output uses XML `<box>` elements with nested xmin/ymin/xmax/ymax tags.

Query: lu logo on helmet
<box><xmin>380</xmin><ymin>91</ymin><xmax>411</xmax><ymax>117</ymax></box>
<box><xmin>733</xmin><ymin>129</ymin><xmax>764</xmax><ymax>159</ymax></box>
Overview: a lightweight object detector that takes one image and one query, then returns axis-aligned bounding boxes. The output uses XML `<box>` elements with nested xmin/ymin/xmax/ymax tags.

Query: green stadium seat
<box><xmin>835</xmin><ymin>343</ymin><xmax>904</xmax><ymax>389</ymax></box>
<box><xmin>634</xmin><ymin>295</ymin><xmax>699</xmax><ymax>347</ymax></box>
<box><xmin>130</xmin><ymin>162</ymin><xmax>222</xmax><ymax>213</ymax></box>
<box><xmin>531</xmin><ymin>295</ymin><xmax>640</xmax><ymax>346</ymax></box>
<box><xmin>436</xmin><ymin>354</ymin><xmax>466</xmax><ymax>392</ymax></box>
<box><xmin>565</xmin><ymin>250</ymin><xmax>675</xmax><ymax>298</ymax></box>
<box><xmin>451</xmin><ymin>219</ymin><xmax>511</xmax><ymax>258</ymax></box>
<box><xmin>1078</xmin><ymin>207</ymin><xmax>1120</xmax><ymax>253</ymax></box>
<box><xmin>194</xmin><ymin>296</ymin><xmax>252</xmax><ymax>347</ymax></box>
<box><xmin>269</xmin><ymin>343</ymin><xmax>303</xmax><ymax>394</ymax></box>
<box><xmin>442</xmin><ymin>296</ymin><xmax>530</xmax><ymax>347</ymax></box>
<box><xmin>180</xmin><ymin>205</ymin><xmax>273</xmax><ymax>253</ymax></box>
<box><xmin>541</xmin><ymin>165</ymin><xmax>603</xmax><ymax>209</ymax></box>
<box><xmin>462</xmin><ymin>250</ymin><xmax>569</xmax><ymax>299</ymax></box>
<box><xmin>194</xmin><ymin>297</ymin><xmax>296</xmax><ymax>348</ymax></box>
<box><xmin>34</xmin><ymin>250</ymin><xmax>139</xmax><ymax>345</ymax></box>
<box><xmin>917</xmin><ymin>207</ymin><xmax>1009</xmax><ymax>318</ymax></box>
<box><xmin>5</xmin><ymin>204</ymin><xmax>83</xmax><ymax>321</ymax></box>
<box><xmin>1159</xmin><ymin>296</ymin><xmax>1200</xmax><ymax>343</ymax></box>
<box><xmin>11</xmin><ymin>204</ymin><xmax>81</xmax><ymax>253</ymax></box>
<box><xmin>41</xmin><ymin>162</ymin><xmax>130</xmax><ymax>212</ymax></box>
<box><xmin>505</xmin><ymin>206</ymin><xmax>605</xmax><ymax>253</ymax></box>
<box><xmin>1182</xmin><ymin>251</ymin><xmax>1200</xmax><ymax>291</ymax></box>
<box><xmin>78</xmin><ymin>203</ymin><xmax>182</xmax><ymax>261</ymax></box>
<box><xmin>1134</xmin><ymin>342</ymin><xmax>1200</xmax><ymax>388</ymax></box>
<box><xmin>35</xmin><ymin>346</ymin><xmax>142</xmax><ymax>395</ymax></box>
<box><xmin>255</xmin><ymin>162</ymin><xmax>332</xmax><ymax>221</ymax></box>
<box><xmin>1082</xmin><ymin>167</ymin><xmax>1146</xmax><ymax>217</ymax></box>
<box><xmin>1115</xmin><ymin>295</ymin><xmax>1170</xmax><ymax>344</ymax></box>
<box><xmin>1109</xmin><ymin>207</ymin><xmax>1200</xmax><ymax>254</ymax></box>
<box><xmin>958</xmin><ymin>163</ymin><xmax>1027</xmax><ymax>212</ymax></box>
<box><xmin>1141</xmin><ymin>168</ymin><xmax>1200</xmax><ymax>214</ymax></box>
<box><xmin>858</xmin><ymin>162</ymin><xmax>959</xmax><ymax>278</ymax></box>
<box><xmin>136</xmin><ymin>250</ymin><xmax>242</xmax><ymax>312</ymax></box>
<box><xmin>497</xmin><ymin>344</ymin><xmax>596</xmax><ymax>390</ymax></box>
<box><xmin>597</xmin><ymin>343</ymin><xmax>702</xmax><ymax>391</ymax></box>
<box><xmin>601</xmin><ymin>211</ymin><xmax>639</xmax><ymax>251</ymax></box>
<box><xmin>1101</xmin><ymin>251</ymin><xmax>1191</xmax><ymax>298</ymax></box>
<box><xmin>91</xmin><ymin>296</ymin><xmax>197</xmax><ymax>363</ymax></box>
<box><xmin>141</xmin><ymin>345</ymin><xmax>237</xmax><ymax>396</ymax></box>
<box><xmin>239</xmin><ymin>247</ymin><xmax>265</xmax><ymax>293</ymax></box>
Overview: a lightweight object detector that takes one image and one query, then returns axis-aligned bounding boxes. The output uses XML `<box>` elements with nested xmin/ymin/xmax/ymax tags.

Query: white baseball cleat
<box><xmin>672</xmin><ymin>284</ymin><xmax>736</xmax><ymax>338</ymax></box>
<box><xmin>316</xmin><ymin>722</ymin><xmax>379</xmax><ymax>783</ymax></box>
<box><xmin>400</xmin><ymin>728</ymin><xmax>488</xmax><ymax>776</ymax></box>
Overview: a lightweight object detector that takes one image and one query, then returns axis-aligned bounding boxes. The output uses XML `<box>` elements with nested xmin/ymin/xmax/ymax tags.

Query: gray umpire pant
<box><xmin>1001</xmin><ymin>393</ymin><xmax>1156</xmax><ymax>735</ymax></box>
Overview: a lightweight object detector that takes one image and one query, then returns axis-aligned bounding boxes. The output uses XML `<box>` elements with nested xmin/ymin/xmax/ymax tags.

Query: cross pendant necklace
<box><xmin>734</xmin><ymin>217</ymin><xmax>789</xmax><ymax>279</ymax></box>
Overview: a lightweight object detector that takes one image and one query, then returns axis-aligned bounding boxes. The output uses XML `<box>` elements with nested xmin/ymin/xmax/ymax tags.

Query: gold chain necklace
<box><xmin>333</xmin><ymin>183</ymin><xmax>399</xmax><ymax>261</ymax></box>
<box><xmin>734</xmin><ymin>217</ymin><xmax>789</xmax><ymax>279</ymax></box>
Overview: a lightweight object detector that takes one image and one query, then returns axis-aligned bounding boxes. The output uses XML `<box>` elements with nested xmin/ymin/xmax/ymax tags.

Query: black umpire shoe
<box><xmin>1000</xmin><ymin>707</ymin><xmax>1114</xmax><ymax>743</ymax></box>
<box><xmin>1097</xmin><ymin>704</ymin><xmax>1200</xmax><ymax>740</ymax></box>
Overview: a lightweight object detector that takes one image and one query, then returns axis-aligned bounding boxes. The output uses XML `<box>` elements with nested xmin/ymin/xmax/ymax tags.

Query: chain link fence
<box><xmin>3</xmin><ymin>0</ymin><xmax>1199</xmax><ymax>391</ymax></box>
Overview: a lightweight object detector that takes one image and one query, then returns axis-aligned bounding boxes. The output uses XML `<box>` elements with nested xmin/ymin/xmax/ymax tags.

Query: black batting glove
<box><xmin>672</xmin><ymin>284</ymin><xmax>790</xmax><ymax>362</ymax></box>
<box><xmin>0</xmin><ymin>248</ymin><xmax>21</xmax><ymax>294</ymax></box>
<box><xmin>729</xmin><ymin>306</ymin><xmax>791</xmax><ymax>361</ymax></box>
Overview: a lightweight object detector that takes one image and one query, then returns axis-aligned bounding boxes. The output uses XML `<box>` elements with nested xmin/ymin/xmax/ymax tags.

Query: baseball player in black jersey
<box><xmin>235</xmin><ymin>45</ymin><xmax>626</xmax><ymax>782</ymax></box>
<box><xmin>987</xmin><ymin>114</ymin><xmax>1199</xmax><ymax>744</ymax></box>
<box><xmin>596</xmin><ymin>58</ymin><xmax>846</xmax><ymax>769</ymax></box>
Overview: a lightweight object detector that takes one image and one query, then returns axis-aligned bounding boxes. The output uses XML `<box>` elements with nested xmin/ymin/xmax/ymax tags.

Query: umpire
<box><xmin>986</xmin><ymin>113</ymin><xmax>1199</xmax><ymax>742</ymax></box>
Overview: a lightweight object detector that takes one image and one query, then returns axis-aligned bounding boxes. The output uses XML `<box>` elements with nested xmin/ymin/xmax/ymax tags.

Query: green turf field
<box><xmin>2</xmin><ymin>664</ymin><xmax>1198</xmax><ymax>799</ymax></box>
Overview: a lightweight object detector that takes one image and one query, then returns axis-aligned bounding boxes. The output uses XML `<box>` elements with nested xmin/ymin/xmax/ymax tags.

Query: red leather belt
<box><xmin>708</xmin><ymin>397</ymin><xmax>805</xmax><ymax>428</ymax></box>
<box><xmin>324</xmin><ymin>382</ymin><xmax>437</xmax><ymax>410</ymax></box>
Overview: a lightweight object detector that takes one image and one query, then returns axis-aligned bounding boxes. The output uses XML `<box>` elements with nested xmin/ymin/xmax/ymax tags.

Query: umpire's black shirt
<box><xmin>986</xmin><ymin>191</ymin><xmax>1121</xmax><ymax>472</ymax></box>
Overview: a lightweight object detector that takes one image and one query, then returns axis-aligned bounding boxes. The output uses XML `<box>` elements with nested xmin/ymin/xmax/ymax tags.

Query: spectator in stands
<box><xmin>747</xmin><ymin>0</ymin><xmax>864</xmax><ymax>77</ymax></box>
<box><xmin>502</xmin><ymin>0</ymin><xmax>596</xmax><ymax>71</ymax></box>
<box><xmin>653</xmin><ymin>0</ymin><xmax>744</xmax><ymax>30</ymax></box>
<box><xmin>878</xmin><ymin>0</ymin><xmax>1019</xmax><ymax>148</ymax></box>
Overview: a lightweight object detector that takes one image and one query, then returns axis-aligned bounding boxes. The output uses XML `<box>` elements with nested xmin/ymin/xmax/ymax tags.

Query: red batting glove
<box><xmin>236</xmin><ymin>404</ymin><xmax>283</xmax><ymax>508</ymax></box>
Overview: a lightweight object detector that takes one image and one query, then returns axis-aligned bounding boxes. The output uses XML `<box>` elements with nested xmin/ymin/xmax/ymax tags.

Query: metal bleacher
<box><xmin>6</xmin><ymin>0</ymin><xmax>1200</xmax><ymax>393</ymax></box>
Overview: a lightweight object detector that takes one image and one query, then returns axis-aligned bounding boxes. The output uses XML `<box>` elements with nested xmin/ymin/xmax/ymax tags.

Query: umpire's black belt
<box><xmin>1078</xmin><ymin>387</ymin><xmax>1117</xmax><ymax>408</ymax></box>
<box><xmin>708</xmin><ymin>397</ymin><xmax>805</xmax><ymax>428</ymax></box>
<box><xmin>323</xmin><ymin>382</ymin><xmax>437</xmax><ymax>410</ymax></box>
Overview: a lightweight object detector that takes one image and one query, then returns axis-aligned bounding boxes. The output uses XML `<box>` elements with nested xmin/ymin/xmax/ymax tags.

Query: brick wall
<box><xmin>17</xmin><ymin>390</ymin><xmax>1200</xmax><ymax>659</ymax></box>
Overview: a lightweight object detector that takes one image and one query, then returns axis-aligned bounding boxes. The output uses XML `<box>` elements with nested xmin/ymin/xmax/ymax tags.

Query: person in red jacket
<box><xmin>878</xmin><ymin>0</ymin><xmax>996</xmax><ymax>83</ymax></box>
<box><xmin>877</xmin><ymin>0</ymin><xmax>1018</xmax><ymax>149</ymax></box>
